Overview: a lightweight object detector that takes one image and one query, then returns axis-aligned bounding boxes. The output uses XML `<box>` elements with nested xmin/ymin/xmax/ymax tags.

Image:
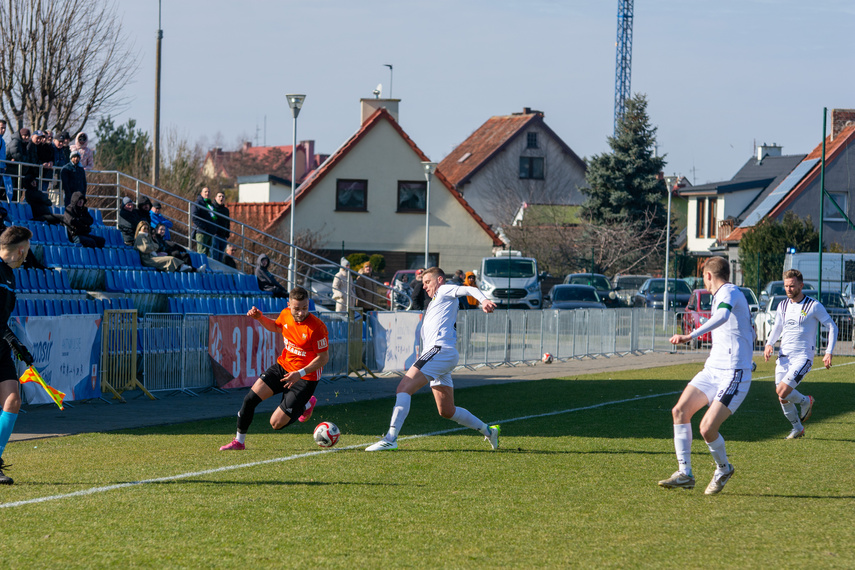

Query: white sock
<box><xmin>788</xmin><ymin>389</ymin><xmax>806</xmax><ymax>406</ymax></box>
<box><xmin>706</xmin><ymin>435</ymin><xmax>730</xmax><ymax>474</ymax></box>
<box><xmin>235</xmin><ymin>432</ymin><xmax>246</xmax><ymax>444</ymax></box>
<box><xmin>450</xmin><ymin>407</ymin><xmax>489</xmax><ymax>435</ymax></box>
<box><xmin>387</xmin><ymin>393</ymin><xmax>411</xmax><ymax>441</ymax></box>
<box><xmin>780</xmin><ymin>400</ymin><xmax>802</xmax><ymax>429</ymax></box>
<box><xmin>674</xmin><ymin>423</ymin><xmax>692</xmax><ymax>476</ymax></box>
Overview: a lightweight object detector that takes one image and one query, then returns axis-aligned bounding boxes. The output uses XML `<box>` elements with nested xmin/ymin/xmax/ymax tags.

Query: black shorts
<box><xmin>0</xmin><ymin>342</ymin><xmax>18</xmax><ymax>383</ymax></box>
<box><xmin>259</xmin><ymin>363</ymin><xmax>318</xmax><ymax>424</ymax></box>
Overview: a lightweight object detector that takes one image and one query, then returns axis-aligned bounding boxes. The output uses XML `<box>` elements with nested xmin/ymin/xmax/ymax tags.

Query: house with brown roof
<box><xmin>229</xmin><ymin>99</ymin><xmax>502</xmax><ymax>275</ymax></box>
<box><xmin>203</xmin><ymin>140</ymin><xmax>327</xmax><ymax>189</ymax></box>
<box><xmin>438</xmin><ymin>107</ymin><xmax>587</xmax><ymax>228</ymax></box>
<box><xmin>711</xmin><ymin>109</ymin><xmax>855</xmax><ymax>284</ymax></box>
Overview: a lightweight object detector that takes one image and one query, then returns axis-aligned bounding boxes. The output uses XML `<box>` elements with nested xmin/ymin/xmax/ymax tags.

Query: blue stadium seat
<box><xmin>34</xmin><ymin>269</ymin><xmax>48</xmax><ymax>293</ymax></box>
<box><xmin>43</xmin><ymin>269</ymin><xmax>58</xmax><ymax>291</ymax></box>
<box><xmin>60</xmin><ymin>299</ymin><xmax>73</xmax><ymax>315</ymax></box>
<box><xmin>90</xmin><ymin>208</ymin><xmax>104</xmax><ymax>225</ymax></box>
<box><xmin>16</xmin><ymin>269</ymin><xmax>30</xmax><ymax>292</ymax></box>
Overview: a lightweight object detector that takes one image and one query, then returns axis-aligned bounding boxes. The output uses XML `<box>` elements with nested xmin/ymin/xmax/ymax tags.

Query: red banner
<box><xmin>208</xmin><ymin>315</ymin><xmax>283</xmax><ymax>389</ymax></box>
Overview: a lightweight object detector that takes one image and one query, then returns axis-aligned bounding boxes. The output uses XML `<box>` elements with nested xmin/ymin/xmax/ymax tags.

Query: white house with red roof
<box><xmin>230</xmin><ymin>99</ymin><xmax>502</xmax><ymax>275</ymax></box>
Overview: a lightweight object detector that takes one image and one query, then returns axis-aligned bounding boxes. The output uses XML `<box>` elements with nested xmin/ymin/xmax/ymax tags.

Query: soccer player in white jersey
<box><xmin>660</xmin><ymin>257</ymin><xmax>755</xmax><ymax>495</ymax></box>
<box><xmin>763</xmin><ymin>269</ymin><xmax>836</xmax><ymax>439</ymax></box>
<box><xmin>365</xmin><ymin>267</ymin><xmax>500</xmax><ymax>452</ymax></box>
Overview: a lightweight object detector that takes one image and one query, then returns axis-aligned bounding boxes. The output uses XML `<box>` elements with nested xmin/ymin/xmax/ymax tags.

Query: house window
<box><xmin>526</xmin><ymin>132</ymin><xmax>538</xmax><ymax>149</ymax></box>
<box><xmin>824</xmin><ymin>191</ymin><xmax>848</xmax><ymax>222</ymax></box>
<box><xmin>696</xmin><ymin>198</ymin><xmax>706</xmax><ymax>238</ymax></box>
<box><xmin>708</xmin><ymin>199</ymin><xmax>717</xmax><ymax>240</ymax></box>
<box><xmin>336</xmin><ymin>179</ymin><xmax>367</xmax><ymax>211</ymax></box>
<box><xmin>397</xmin><ymin>181</ymin><xmax>427</xmax><ymax>212</ymax></box>
<box><xmin>519</xmin><ymin>156</ymin><xmax>544</xmax><ymax>180</ymax></box>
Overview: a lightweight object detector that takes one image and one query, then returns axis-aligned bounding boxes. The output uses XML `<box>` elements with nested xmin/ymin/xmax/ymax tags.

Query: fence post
<box><xmin>101</xmin><ymin>309</ymin><xmax>154</xmax><ymax>401</ymax></box>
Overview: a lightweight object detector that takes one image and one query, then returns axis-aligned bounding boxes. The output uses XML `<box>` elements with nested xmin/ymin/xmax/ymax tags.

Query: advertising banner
<box><xmin>371</xmin><ymin>312</ymin><xmax>422</xmax><ymax>372</ymax></box>
<box><xmin>13</xmin><ymin>315</ymin><xmax>102</xmax><ymax>404</ymax></box>
<box><xmin>208</xmin><ymin>315</ymin><xmax>283</xmax><ymax>389</ymax></box>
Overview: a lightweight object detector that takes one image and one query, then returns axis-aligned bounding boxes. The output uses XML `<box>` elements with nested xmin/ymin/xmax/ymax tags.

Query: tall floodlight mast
<box><xmin>614</xmin><ymin>0</ymin><xmax>634</xmax><ymax>135</ymax></box>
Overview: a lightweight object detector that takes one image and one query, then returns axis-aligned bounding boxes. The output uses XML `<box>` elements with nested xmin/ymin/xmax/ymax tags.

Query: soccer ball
<box><xmin>313</xmin><ymin>421</ymin><xmax>341</xmax><ymax>448</ymax></box>
<box><xmin>542</xmin><ymin>352</ymin><xmax>553</xmax><ymax>364</ymax></box>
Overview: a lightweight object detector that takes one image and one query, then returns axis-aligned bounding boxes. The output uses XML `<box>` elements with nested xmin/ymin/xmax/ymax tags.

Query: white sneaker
<box><xmin>786</xmin><ymin>427</ymin><xmax>805</xmax><ymax>439</ymax></box>
<box><xmin>704</xmin><ymin>464</ymin><xmax>735</xmax><ymax>495</ymax></box>
<box><xmin>485</xmin><ymin>424</ymin><xmax>500</xmax><ymax>450</ymax></box>
<box><xmin>658</xmin><ymin>471</ymin><xmax>695</xmax><ymax>490</ymax></box>
<box><xmin>365</xmin><ymin>438</ymin><xmax>398</xmax><ymax>452</ymax></box>
<box><xmin>799</xmin><ymin>396</ymin><xmax>814</xmax><ymax>423</ymax></box>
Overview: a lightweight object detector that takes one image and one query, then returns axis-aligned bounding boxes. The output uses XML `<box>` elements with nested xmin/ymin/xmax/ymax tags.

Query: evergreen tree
<box><xmin>94</xmin><ymin>116</ymin><xmax>151</xmax><ymax>177</ymax></box>
<box><xmin>581</xmin><ymin>94</ymin><xmax>667</xmax><ymax>229</ymax></box>
<box><xmin>739</xmin><ymin>211</ymin><xmax>820</xmax><ymax>292</ymax></box>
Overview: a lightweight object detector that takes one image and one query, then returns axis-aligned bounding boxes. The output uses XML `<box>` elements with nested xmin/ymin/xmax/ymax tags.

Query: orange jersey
<box><xmin>274</xmin><ymin>308</ymin><xmax>329</xmax><ymax>381</ymax></box>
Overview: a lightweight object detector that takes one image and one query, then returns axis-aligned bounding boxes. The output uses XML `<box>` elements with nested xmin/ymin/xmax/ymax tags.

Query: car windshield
<box><xmin>698</xmin><ymin>293</ymin><xmax>712</xmax><ymax>311</ymax></box>
<box><xmin>567</xmin><ymin>275</ymin><xmax>611</xmax><ymax>290</ymax></box>
<box><xmin>649</xmin><ymin>280</ymin><xmax>691</xmax><ymax>294</ymax></box>
<box><xmin>615</xmin><ymin>276</ymin><xmax>648</xmax><ymax>289</ymax></box>
<box><xmin>820</xmin><ymin>293</ymin><xmax>847</xmax><ymax>308</ymax></box>
<box><xmin>769</xmin><ymin>296</ymin><xmax>786</xmax><ymax>311</ymax></box>
<box><xmin>310</xmin><ymin>267</ymin><xmax>336</xmax><ymax>283</ymax></box>
<box><xmin>767</xmin><ymin>282</ymin><xmax>785</xmax><ymax>296</ymax></box>
<box><xmin>483</xmin><ymin>258</ymin><xmax>536</xmax><ymax>278</ymax></box>
<box><xmin>739</xmin><ymin>287</ymin><xmax>758</xmax><ymax>305</ymax></box>
<box><xmin>553</xmin><ymin>287</ymin><xmax>599</xmax><ymax>302</ymax></box>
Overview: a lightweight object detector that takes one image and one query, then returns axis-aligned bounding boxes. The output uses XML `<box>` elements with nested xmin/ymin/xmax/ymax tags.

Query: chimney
<box><xmin>241</xmin><ymin>141</ymin><xmax>252</xmax><ymax>152</ymax></box>
<box><xmin>831</xmin><ymin>108</ymin><xmax>855</xmax><ymax>140</ymax></box>
<box><xmin>756</xmin><ymin>143</ymin><xmax>782</xmax><ymax>161</ymax></box>
<box><xmin>360</xmin><ymin>98</ymin><xmax>400</xmax><ymax>125</ymax></box>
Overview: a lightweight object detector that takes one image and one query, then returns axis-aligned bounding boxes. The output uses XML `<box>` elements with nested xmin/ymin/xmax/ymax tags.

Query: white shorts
<box><xmin>413</xmin><ymin>345</ymin><xmax>459</xmax><ymax>388</ymax></box>
<box><xmin>775</xmin><ymin>355</ymin><xmax>812</xmax><ymax>390</ymax></box>
<box><xmin>688</xmin><ymin>366</ymin><xmax>752</xmax><ymax>413</ymax></box>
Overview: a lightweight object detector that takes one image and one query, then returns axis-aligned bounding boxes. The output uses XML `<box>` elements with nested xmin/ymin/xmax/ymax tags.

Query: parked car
<box><xmin>545</xmin><ymin>284</ymin><xmax>606</xmax><ymax>310</ymax></box>
<box><xmin>682</xmin><ymin>276</ymin><xmax>704</xmax><ymax>290</ymax></box>
<box><xmin>754</xmin><ymin>295</ymin><xmax>787</xmax><ymax>343</ymax></box>
<box><xmin>681</xmin><ymin>289</ymin><xmax>713</xmax><ymax>346</ymax></box>
<box><xmin>480</xmin><ymin>253</ymin><xmax>544</xmax><ymax>310</ymax></box>
<box><xmin>738</xmin><ymin>287</ymin><xmax>760</xmax><ymax>315</ymax></box>
<box><xmin>841</xmin><ymin>281</ymin><xmax>855</xmax><ymax>317</ymax></box>
<box><xmin>563</xmin><ymin>273</ymin><xmax>619</xmax><ymax>307</ymax></box>
<box><xmin>612</xmin><ymin>274</ymin><xmax>651</xmax><ymax>307</ymax></box>
<box><xmin>818</xmin><ymin>292</ymin><xmax>854</xmax><ymax>342</ymax></box>
<box><xmin>304</xmin><ymin>263</ymin><xmax>339</xmax><ymax>308</ymax></box>
<box><xmin>633</xmin><ymin>278</ymin><xmax>692</xmax><ymax>310</ymax></box>
<box><xmin>385</xmin><ymin>269</ymin><xmax>419</xmax><ymax>310</ymax></box>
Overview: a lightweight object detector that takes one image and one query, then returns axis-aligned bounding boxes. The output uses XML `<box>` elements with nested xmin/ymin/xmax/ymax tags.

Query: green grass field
<box><xmin>3</xmin><ymin>357</ymin><xmax>855</xmax><ymax>568</ymax></box>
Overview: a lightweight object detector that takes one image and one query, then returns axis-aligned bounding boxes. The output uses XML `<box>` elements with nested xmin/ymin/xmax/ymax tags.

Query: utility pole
<box><xmin>152</xmin><ymin>0</ymin><xmax>163</xmax><ymax>187</ymax></box>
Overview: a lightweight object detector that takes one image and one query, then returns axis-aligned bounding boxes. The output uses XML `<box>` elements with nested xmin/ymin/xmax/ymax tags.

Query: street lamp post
<box><xmin>152</xmin><ymin>0</ymin><xmax>163</xmax><ymax>187</ymax></box>
<box><xmin>421</xmin><ymin>161</ymin><xmax>437</xmax><ymax>268</ymax></box>
<box><xmin>663</xmin><ymin>183</ymin><xmax>673</xmax><ymax>328</ymax></box>
<box><xmin>286</xmin><ymin>93</ymin><xmax>306</xmax><ymax>290</ymax></box>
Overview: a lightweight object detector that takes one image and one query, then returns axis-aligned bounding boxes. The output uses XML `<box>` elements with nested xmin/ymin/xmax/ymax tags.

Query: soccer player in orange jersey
<box><xmin>220</xmin><ymin>286</ymin><xmax>329</xmax><ymax>450</ymax></box>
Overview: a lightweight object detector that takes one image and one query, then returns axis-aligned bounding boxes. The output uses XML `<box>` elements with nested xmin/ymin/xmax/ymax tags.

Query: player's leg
<box><xmin>432</xmin><ymin>381</ymin><xmax>499</xmax><ymax>449</ymax></box>
<box><xmin>664</xmin><ymin>382</ymin><xmax>709</xmax><ymax>481</ymax></box>
<box><xmin>365</xmin><ymin>366</ymin><xmax>429</xmax><ymax>451</ymax></box>
<box><xmin>700</xmin><ymin>368</ymin><xmax>750</xmax><ymax>495</ymax></box>
<box><xmin>220</xmin><ymin>366</ymin><xmax>280</xmax><ymax>450</ymax></box>
<box><xmin>0</xmin><ymin>377</ymin><xmax>21</xmax><ymax>484</ymax></box>
<box><xmin>270</xmin><ymin>379</ymin><xmax>316</xmax><ymax>430</ymax></box>
<box><xmin>776</xmin><ymin>358</ymin><xmax>812</xmax><ymax>438</ymax></box>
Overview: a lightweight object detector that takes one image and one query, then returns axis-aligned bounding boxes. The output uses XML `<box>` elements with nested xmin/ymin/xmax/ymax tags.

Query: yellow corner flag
<box><xmin>20</xmin><ymin>366</ymin><xmax>65</xmax><ymax>410</ymax></box>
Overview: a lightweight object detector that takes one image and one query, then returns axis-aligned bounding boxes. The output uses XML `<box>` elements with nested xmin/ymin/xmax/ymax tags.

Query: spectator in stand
<box><xmin>255</xmin><ymin>253</ymin><xmax>288</xmax><ymax>298</ymax></box>
<box><xmin>63</xmin><ymin>191</ymin><xmax>105</xmax><ymax>249</ymax></box>
<box><xmin>0</xmin><ymin>120</ymin><xmax>11</xmax><ymax>200</ymax></box>
<box><xmin>69</xmin><ymin>132</ymin><xmax>94</xmax><ymax>170</ymax></box>
<box><xmin>459</xmin><ymin>271</ymin><xmax>480</xmax><ymax>310</ymax></box>
<box><xmin>23</xmin><ymin>174</ymin><xmax>62</xmax><ymax>225</ymax></box>
<box><xmin>134</xmin><ymin>221</ymin><xmax>195</xmax><ymax>273</ymax></box>
<box><xmin>222</xmin><ymin>244</ymin><xmax>238</xmax><ymax>270</ymax></box>
<box><xmin>152</xmin><ymin>223</ymin><xmax>193</xmax><ymax>267</ymax></box>
<box><xmin>410</xmin><ymin>269</ymin><xmax>428</xmax><ymax>310</ymax></box>
<box><xmin>137</xmin><ymin>196</ymin><xmax>153</xmax><ymax>227</ymax></box>
<box><xmin>118</xmin><ymin>196</ymin><xmax>141</xmax><ymax>246</ymax></box>
<box><xmin>7</xmin><ymin>127</ymin><xmax>36</xmax><ymax>200</ymax></box>
<box><xmin>60</xmin><ymin>150</ymin><xmax>86</xmax><ymax>206</ymax></box>
<box><xmin>149</xmin><ymin>202</ymin><xmax>173</xmax><ymax>239</ymax></box>
<box><xmin>32</xmin><ymin>131</ymin><xmax>54</xmax><ymax>192</ymax></box>
<box><xmin>212</xmin><ymin>190</ymin><xmax>230</xmax><ymax>262</ymax></box>
<box><xmin>452</xmin><ymin>269</ymin><xmax>465</xmax><ymax>285</ymax></box>
<box><xmin>192</xmin><ymin>187</ymin><xmax>217</xmax><ymax>255</ymax></box>
<box><xmin>51</xmin><ymin>132</ymin><xmax>70</xmax><ymax>170</ymax></box>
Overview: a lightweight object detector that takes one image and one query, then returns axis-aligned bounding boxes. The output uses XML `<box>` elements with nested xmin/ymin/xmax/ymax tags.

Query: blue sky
<box><xmin>112</xmin><ymin>0</ymin><xmax>855</xmax><ymax>185</ymax></box>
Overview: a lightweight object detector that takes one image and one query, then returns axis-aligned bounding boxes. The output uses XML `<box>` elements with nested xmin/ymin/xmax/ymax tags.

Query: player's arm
<box><xmin>815</xmin><ymin>304</ymin><xmax>838</xmax><ymax>367</ymax></box>
<box><xmin>450</xmin><ymin>284</ymin><xmax>497</xmax><ymax>313</ymax></box>
<box><xmin>764</xmin><ymin>303</ymin><xmax>785</xmax><ymax>361</ymax></box>
<box><xmin>247</xmin><ymin>306</ymin><xmax>281</xmax><ymax>333</ymax></box>
<box><xmin>282</xmin><ymin>350</ymin><xmax>330</xmax><ymax>387</ymax></box>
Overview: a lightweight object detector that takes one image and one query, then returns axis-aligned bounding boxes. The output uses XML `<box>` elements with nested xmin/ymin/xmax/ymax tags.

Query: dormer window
<box><xmin>526</xmin><ymin>132</ymin><xmax>538</xmax><ymax>149</ymax></box>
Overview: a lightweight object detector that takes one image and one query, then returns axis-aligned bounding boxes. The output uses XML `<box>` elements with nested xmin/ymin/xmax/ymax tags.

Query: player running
<box><xmin>0</xmin><ymin>226</ymin><xmax>35</xmax><ymax>485</ymax></box>
<box><xmin>220</xmin><ymin>286</ymin><xmax>328</xmax><ymax>450</ymax></box>
<box><xmin>763</xmin><ymin>269</ymin><xmax>837</xmax><ymax>439</ymax></box>
<box><xmin>660</xmin><ymin>257</ymin><xmax>754</xmax><ymax>495</ymax></box>
<box><xmin>365</xmin><ymin>267</ymin><xmax>500</xmax><ymax>452</ymax></box>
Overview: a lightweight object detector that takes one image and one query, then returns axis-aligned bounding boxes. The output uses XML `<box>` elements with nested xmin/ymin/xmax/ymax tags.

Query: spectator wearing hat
<box><xmin>192</xmin><ymin>187</ymin><xmax>217</xmax><ymax>255</ymax></box>
<box><xmin>51</xmin><ymin>131</ymin><xmax>70</xmax><ymax>171</ymax></box>
<box><xmin>137</xmin><ymin>196</ymin><xmax>153</xmax><ymax>227</ymax></box>
<box><xmin>63</xmin><ymin>192</ymin><xmax>105</xmax><ymax>248</ymax></box>
<box><xmin>23</xmin><ymin>174</ymin><xmax>62</xmax><ymax>225</ymax></box>
<box><xmin>69</xmin><ymin>132</ymin><xmax>94</xmax><ymax>170</ymax></box>
<box><xmin>118</xmin><ymin>196</ymin><xmax>141</xmax><ymax>246</ymax></box>
<box><xmin>149</xmin><ymin>201</ymin><xmax>174</xmax><ymax>240</ymax></box>
<box><xmin>60</xmin><ymin>150</ymin><xmax>86</xmax><ymax>206</ymax></box>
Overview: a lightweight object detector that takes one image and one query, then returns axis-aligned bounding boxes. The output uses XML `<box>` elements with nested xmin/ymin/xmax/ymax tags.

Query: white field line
<box><xmin>4</xmin><ymin>360</ymin><xmax>852</xmax><ymax>510</ymax></box>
